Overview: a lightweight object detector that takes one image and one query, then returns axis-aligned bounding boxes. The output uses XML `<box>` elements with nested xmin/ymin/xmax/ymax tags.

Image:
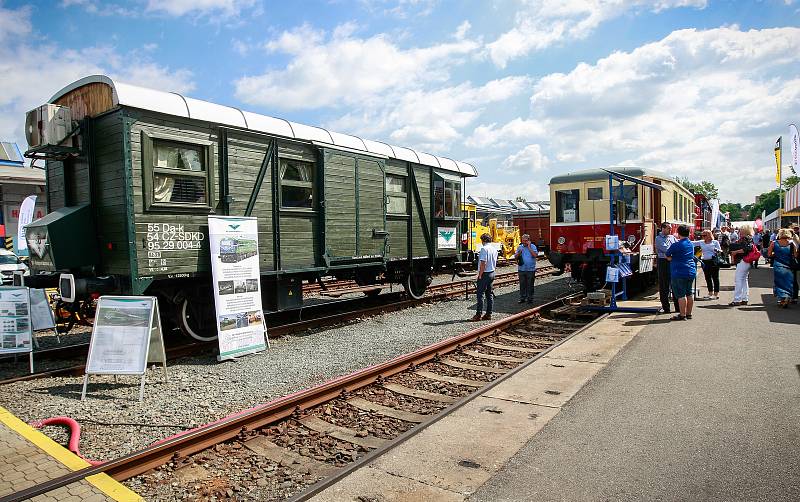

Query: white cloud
<box><xmin>145</xmin><ymin>0</ymin><xmax>256</xmax><ymax>17</ymax></box>
<box><xmin>328</xmin><ymin>77</ymin><xmax>531</xmax><ymax>151</ymax></box>
<box><xmin>502</xmin><ymin>144</ymin><xmax>548</xmax><ymax>172</ymax></box>
<box><xmin>466</xmin><ymin>179</ymin><xmax>548</xmax><ymax>201</ymax></box>
<box><xmin>0</xmin><ymin>4</ymin><xmax>31</xmax><ymax>43</ymax></box>
<box><xmin>513</xmin><ymin>26</ymin><xmax>800</xmax><ymax>202</ymax></box>
<box><xmin>236</xmin><ymin>23</ymin><xmax>481</xmax><ymax>110</ymax></box>
<box><xmin>487</xmin><ymin>0</ymin><xmax>707</xmax><ymax>67</ymax></box>
<box><xmin>0</xmin><ymin>5</ymin><xmax>194</xmax><ymax>150</ymax></box>
<box><xmin>234</xmin><ymin>22</ymin><xmax>531</xmax><ymax>152</ymax></box>
<box><xmin>467</xmin><ymin>118</ymin><xmax>544</xmax><ymax>148</ymax></box>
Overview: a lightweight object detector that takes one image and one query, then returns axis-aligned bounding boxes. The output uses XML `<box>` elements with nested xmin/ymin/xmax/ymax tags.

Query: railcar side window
<box><xmin>587</xmin><ymin>187</ymin><xmax>603</xmax><ymax>200</ymax></box>
<box><xmin>555</xmin><ymin>189</ymin><xmax>579</xmax><ymax>223</ymax></box>
<box><xmin>386</xmin><ymin>175</ymin><xmax>408</xmax><ymax>214</ymax></box>
<box><xmin>620</xmin><ymin>185</ymin><xmax>638</xmax><ymax>220</ymax></box>
<box><xmin>149</xmin><ymin>139</ymin><xmax>210</xmax><ymax>208</ymax></box>
<box><xmin>280</xmin><ymin>160</ymin><xmax>314</xmax><ymax>209</ymax></box>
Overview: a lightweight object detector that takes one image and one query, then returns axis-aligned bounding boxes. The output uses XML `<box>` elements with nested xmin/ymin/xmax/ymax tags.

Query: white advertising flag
<box><xmin>710</xmin><ymin>199</ymin><xmax>720</xmax><ymax>230</ymax></box>
<box><xmin>208</xmin><ymin>216</ymin><xmax>267</xmax><ymax>360</ymax></box>
<box><xmin>790</xmin><ymin>124</ymin><xmax>799</xmax><ymax>175</ymax></box>
<box><xmin>16</xmin><ymin>195</ymin><xmax>36</xmax><ymax>254</ymax></box>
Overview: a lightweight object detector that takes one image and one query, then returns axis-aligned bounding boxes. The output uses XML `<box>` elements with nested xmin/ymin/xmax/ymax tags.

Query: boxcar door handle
<box><xmin>372</xmin><ymin>229</ymin><xmax>389</xmax><ymax>239</ymax></box>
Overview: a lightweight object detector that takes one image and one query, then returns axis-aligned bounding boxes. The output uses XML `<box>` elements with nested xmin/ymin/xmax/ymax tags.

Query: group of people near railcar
<box><xmin>657</xmin><ymin>221</ymin><xmax>800</xmax><ymax>319</ymax></box>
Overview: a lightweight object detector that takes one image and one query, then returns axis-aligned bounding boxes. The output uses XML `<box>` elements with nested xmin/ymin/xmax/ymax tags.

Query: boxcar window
<box><xmin>434</xmin><ymin>180</ymin><xmax>461</xmax><ymax>218</ymax></box>
<box><xmin>151</xmin><ymin>140</ymin><xmax>208</xmax><ymax>205</ymax></box>
<box><xmin>587</xmin><ymin>187</ymin><xmax>603</xmax><ymax>200</ymax></box>
<box><xmin>434</xmin><ymin>180</ymin><xmax>444</xmax><ymax>217</ymax></box>
<box><xmin>555</xmin><ymin>189</ymin><xmax>579</xmax><ymax>223</ymax></box>
<box><xmin>280</xmin><ymin>159</ymin><xmax>314</xmax><ymax>209</ymax></box>
<box><xmin>386</xmin><ymin>175</ymin><xmax>407</xmax><ymax>214</ymax></box>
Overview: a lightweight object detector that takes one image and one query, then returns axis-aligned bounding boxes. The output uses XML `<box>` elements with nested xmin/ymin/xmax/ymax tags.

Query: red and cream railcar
<box><xmin>694</xmin><ymin>193</ymin><xmax>712</xmax><ymax>236</ymax></box>
<box><xmin>548</xmin><ymin>167</ymin><xmax>697</xmax><ymax>288</ymax></box>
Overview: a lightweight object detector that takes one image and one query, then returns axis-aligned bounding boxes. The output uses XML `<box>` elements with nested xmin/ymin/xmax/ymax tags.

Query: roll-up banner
<box><xmin>208</xmin><ymin>216</ymin><xmax>268</xmax><ymax>361</ymax></box>
<box><xmin>16</xmin><ymin>195</ymin><xmax>36</xmax><ymax>256</ymax></box>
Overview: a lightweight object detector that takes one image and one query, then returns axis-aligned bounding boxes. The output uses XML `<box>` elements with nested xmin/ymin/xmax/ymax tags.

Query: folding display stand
<box><xmin>584</xmin><ymin>169</ymin><xmax>662</xmax><ymax>314</ymax></box>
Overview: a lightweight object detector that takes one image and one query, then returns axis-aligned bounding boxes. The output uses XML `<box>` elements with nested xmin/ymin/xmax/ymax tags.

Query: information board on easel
<box><xmin>29</xmin><ymin>288</ymin><xmax>59</xmax><ymax>345</ymax></box>
<box><xmin>81</xmin><ymin>296</ymin><xmax>167</xmax><ymax>402</ymax></box>
<box><xmin>0</xmin><ymin>286</ymin><xmax>34</xmax><ymax>373</ymax></box>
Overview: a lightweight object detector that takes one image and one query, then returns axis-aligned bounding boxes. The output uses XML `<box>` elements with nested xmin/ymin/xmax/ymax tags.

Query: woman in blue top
<box><xmin>692</xmin><ymin>230</ymin><xmax>722</xmax><ymax>300</ymax></box>
<box><xmin>767</xmin><ymin>229</ymin><xmax>798</xmax><ymax>308</ymax></box>
<box><xmin>666</xmin><ymin>224</ymin><xmax>697</xmax><ymax>321</ymax></box>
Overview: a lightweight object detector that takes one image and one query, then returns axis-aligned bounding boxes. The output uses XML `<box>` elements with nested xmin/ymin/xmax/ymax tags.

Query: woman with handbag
<box><xmin>728</xmin><ymin>224</ymin><xmax>757</xmax><ymax>306</ymax></box>
<box><xmin>767</xmin><ymin>228</ymin><xmax>799</xmax><ymax>308</ymax></box>
<box><xmin>692</xmin><ymin>230</ymin><xmax>722</xmax><ymax>300</ymax></box>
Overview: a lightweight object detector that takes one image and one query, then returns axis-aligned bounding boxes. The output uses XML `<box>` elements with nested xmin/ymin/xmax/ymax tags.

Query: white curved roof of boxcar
<box><xmin>49</xmin><ymin>75</ymin><xmax>478</xmax><ymax>177</ymax></box>
<box><xmin>549</xmin><ymin>166</ymin><xmax>671</xmax><ymax>185</ymax></box>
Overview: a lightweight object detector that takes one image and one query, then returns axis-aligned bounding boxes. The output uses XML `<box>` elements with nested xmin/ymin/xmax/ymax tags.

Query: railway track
<box><xmin>0</xmin><ymin>266</ymin><xmax>556</xmax><ymax>385</ymax></box>
<box><xmin>1</xmin><ymin>290</ymin><xmax>597</xmax><ymax>502</ymax></box>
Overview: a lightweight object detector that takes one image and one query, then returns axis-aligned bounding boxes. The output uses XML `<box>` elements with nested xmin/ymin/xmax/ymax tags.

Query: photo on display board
<box><xmin>245</xmin><ymin>279</ymin><xmax>259</xmax><ymax>292</ymax></box>
<box><xmin>234</xmin><ymin>280</ymin><xmax>247</xmax><ymax>294</ymax></box>
<box><xmin>218</xmin><ymin>236</ymin><xmax>258</xmax><ymax>263</ymax></box>
<box><xmin>96</xmin><ymin>307</ymin><xmax>151</xmax><ymax>327</ymax></box>
<box><xmin>218</xmin><ymin>280</ymin><xmax>234</xmax><ymax>296</ymax></box>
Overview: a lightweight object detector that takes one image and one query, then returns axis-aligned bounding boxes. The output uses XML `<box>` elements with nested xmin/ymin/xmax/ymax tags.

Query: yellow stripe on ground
<box><xmin>0</xmin><ymin>406</ymin><xmax>143</xmax><ymax>502</ymax></box>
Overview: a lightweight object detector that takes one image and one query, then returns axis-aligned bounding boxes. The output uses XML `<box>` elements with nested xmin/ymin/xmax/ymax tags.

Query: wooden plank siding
<box><xmin>91</xmin><ymin>110</ymin><xmax>131</xmax><ymax>275</ymax></box>
<box><xmin>126</xmin><ymin>109</ymin><xmax>220</xmax><ymax>279</ymax></box>
<box><xmin>411</xmin><ymin>164</ymin><xmax>431</xmax><ymax>258</ymax></box>
<box><xmin>356</xmin><ymin>158</ymin><xmax>385</xmax><ymax>258</ymax></box>
<box><xmin>322</xmin><ymin>151</ymin><xmax>357</xmax><ymax>260</ymax></box>
<box><xmin>225</xmin><ymin>131</ymin><xmax>274</xmax><ymax>271</ymax></box>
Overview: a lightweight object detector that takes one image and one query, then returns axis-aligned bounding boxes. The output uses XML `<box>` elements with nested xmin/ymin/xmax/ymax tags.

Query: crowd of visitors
<box><xmin>657</xmin><ymin>222</ymin><xmax>799</xmax><ymax>319</ymax></box>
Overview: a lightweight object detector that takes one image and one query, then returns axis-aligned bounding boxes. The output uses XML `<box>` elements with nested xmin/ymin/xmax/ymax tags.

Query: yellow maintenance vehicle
<box><xmin>461</xmin><ymin>203</ymin><xmax>521</xmax><ymax>262</ymax></box>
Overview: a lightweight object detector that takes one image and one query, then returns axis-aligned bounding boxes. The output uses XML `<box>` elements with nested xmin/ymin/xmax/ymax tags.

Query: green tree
<box><xmin>675</xmin><ymin>177</ymin><xmax>719</xmax><ymax>199</ymax></box>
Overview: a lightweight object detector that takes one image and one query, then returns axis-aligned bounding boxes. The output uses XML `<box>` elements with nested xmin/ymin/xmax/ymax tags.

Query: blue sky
<box><xmin>1</xmin><ymin>0</ymin><xmax>799</xmax><ymax>204</ymax></box>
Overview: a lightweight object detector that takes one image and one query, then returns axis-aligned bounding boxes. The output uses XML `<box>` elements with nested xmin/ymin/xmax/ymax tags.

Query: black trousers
<box><xmin>701</xmin><ymin>259</ymin><xmax>720</xmax><ymax>293</ymax></box>
<box><xmin>657</xmin><ymin>258</ymin><xmax>679</xmax><ymax>312</ymax></box>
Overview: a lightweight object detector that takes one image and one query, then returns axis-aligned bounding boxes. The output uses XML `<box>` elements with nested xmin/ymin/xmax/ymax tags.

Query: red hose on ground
<box><xmin>29</xmin><ymin>416</ymin><xmax>104</xmax><ymax>466</ymax></box>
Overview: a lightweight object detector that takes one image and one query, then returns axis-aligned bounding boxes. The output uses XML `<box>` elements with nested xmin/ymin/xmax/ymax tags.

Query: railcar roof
<box><xmin>549</xmin><ymin>166</ymin><xmax>672</xmax><ymax>185</ymax></box>
<box><xmin>49</xmin><ymin>75</ymin><xmax>478</xmax><ymax>178</ymax></box>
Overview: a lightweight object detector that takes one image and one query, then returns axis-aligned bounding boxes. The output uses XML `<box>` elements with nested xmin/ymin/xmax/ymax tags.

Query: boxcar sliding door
<box><xmin>321</xmin><ymin>149</ymin><xmax>386</xmax><ymax>263</ymax></box>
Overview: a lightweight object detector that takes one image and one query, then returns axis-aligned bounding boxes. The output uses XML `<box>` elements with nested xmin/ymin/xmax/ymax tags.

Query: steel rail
<box><xmin>0</xmin><ymin>289</ymin><xmax>581</xmax><ymax>502</ymax></box>
<box><xmin>0</xmin><ymin>267</ymin><xmax>555</xmax><ymax>386</ymax></box>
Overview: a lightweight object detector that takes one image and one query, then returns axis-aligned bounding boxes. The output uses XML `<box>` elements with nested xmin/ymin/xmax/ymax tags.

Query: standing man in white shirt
<box><xmin>471</xmin><ymin>233</ymin><xmax>498</xmax><ymax>321</ymax></box>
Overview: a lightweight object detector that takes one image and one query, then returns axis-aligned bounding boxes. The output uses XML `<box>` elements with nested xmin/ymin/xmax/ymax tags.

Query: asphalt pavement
<box><xmin>469</xmin><ymin>263</ymin><xmax>800</xmax><ymax>502</ymax></box>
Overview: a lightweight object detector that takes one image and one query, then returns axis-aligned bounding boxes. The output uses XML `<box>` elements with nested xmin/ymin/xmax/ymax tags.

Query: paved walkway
<box><xmin>0</xmin><ymin>407</ymin><xmax>141</xmax><ymax>502</ymax></box>
<box><xmin>471</xmin><ymin>264</ymin><xmax>800</xmax><ymax>501</ymax></box>
<box><xmin>311</xmin><ymin>264</ymin><xmax>800</xmax><ymax>501</ymax></box>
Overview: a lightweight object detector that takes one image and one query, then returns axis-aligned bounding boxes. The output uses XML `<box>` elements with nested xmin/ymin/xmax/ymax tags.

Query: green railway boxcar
<box><xmin>23</xmin><ymin>75</ymin><xmax>478</xmax><ymax>340</ymax></box>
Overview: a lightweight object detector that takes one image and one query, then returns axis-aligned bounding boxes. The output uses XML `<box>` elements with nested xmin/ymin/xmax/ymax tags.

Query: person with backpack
<box><xmin>513</xmin><ymin>233</ymin><xmax>537</xmax><ymax>304</ymax></box>
<box><xmin>728</xmin><ymin>224</ymin><xmax>757</xmax><ymax>306</ymax></box>
<box><xmin>719</xmin><ymin>227</ymin><xmax>731</xmax><ymax>266</ymax></box>
<box><xmin>767</xmin><ymin>228</ymin><xmax>798</xmax><ymax>308</ymax></box>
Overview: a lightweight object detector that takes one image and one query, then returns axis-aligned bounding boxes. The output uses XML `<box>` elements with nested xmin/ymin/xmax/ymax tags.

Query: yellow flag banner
<box><xmin>775</xmin><ymin>136</ymin><xmax>781</xmax><ymax>185</ymax></box>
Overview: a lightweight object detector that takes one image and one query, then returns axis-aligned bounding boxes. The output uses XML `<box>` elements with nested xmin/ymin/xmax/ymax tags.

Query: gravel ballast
<box><xmin>0</xmin><ymin>269</ymin><xmax>577</xmax><ymax>464</ymax></box>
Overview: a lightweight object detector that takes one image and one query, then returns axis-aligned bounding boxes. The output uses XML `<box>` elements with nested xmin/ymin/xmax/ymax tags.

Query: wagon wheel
<box><xmin>77</xmin><ymin>299</ymin><xmax>96</xmax><ymax>327</ymax></box>
<box><xmin>176</xmin><ymin>296</ymin><xmax>218</xmax><ymax>342</ymax></box>
<box><xmin>403</xmin><ymin>273</ymin><xmax>429</xmax><ymax>300</ymax></box>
